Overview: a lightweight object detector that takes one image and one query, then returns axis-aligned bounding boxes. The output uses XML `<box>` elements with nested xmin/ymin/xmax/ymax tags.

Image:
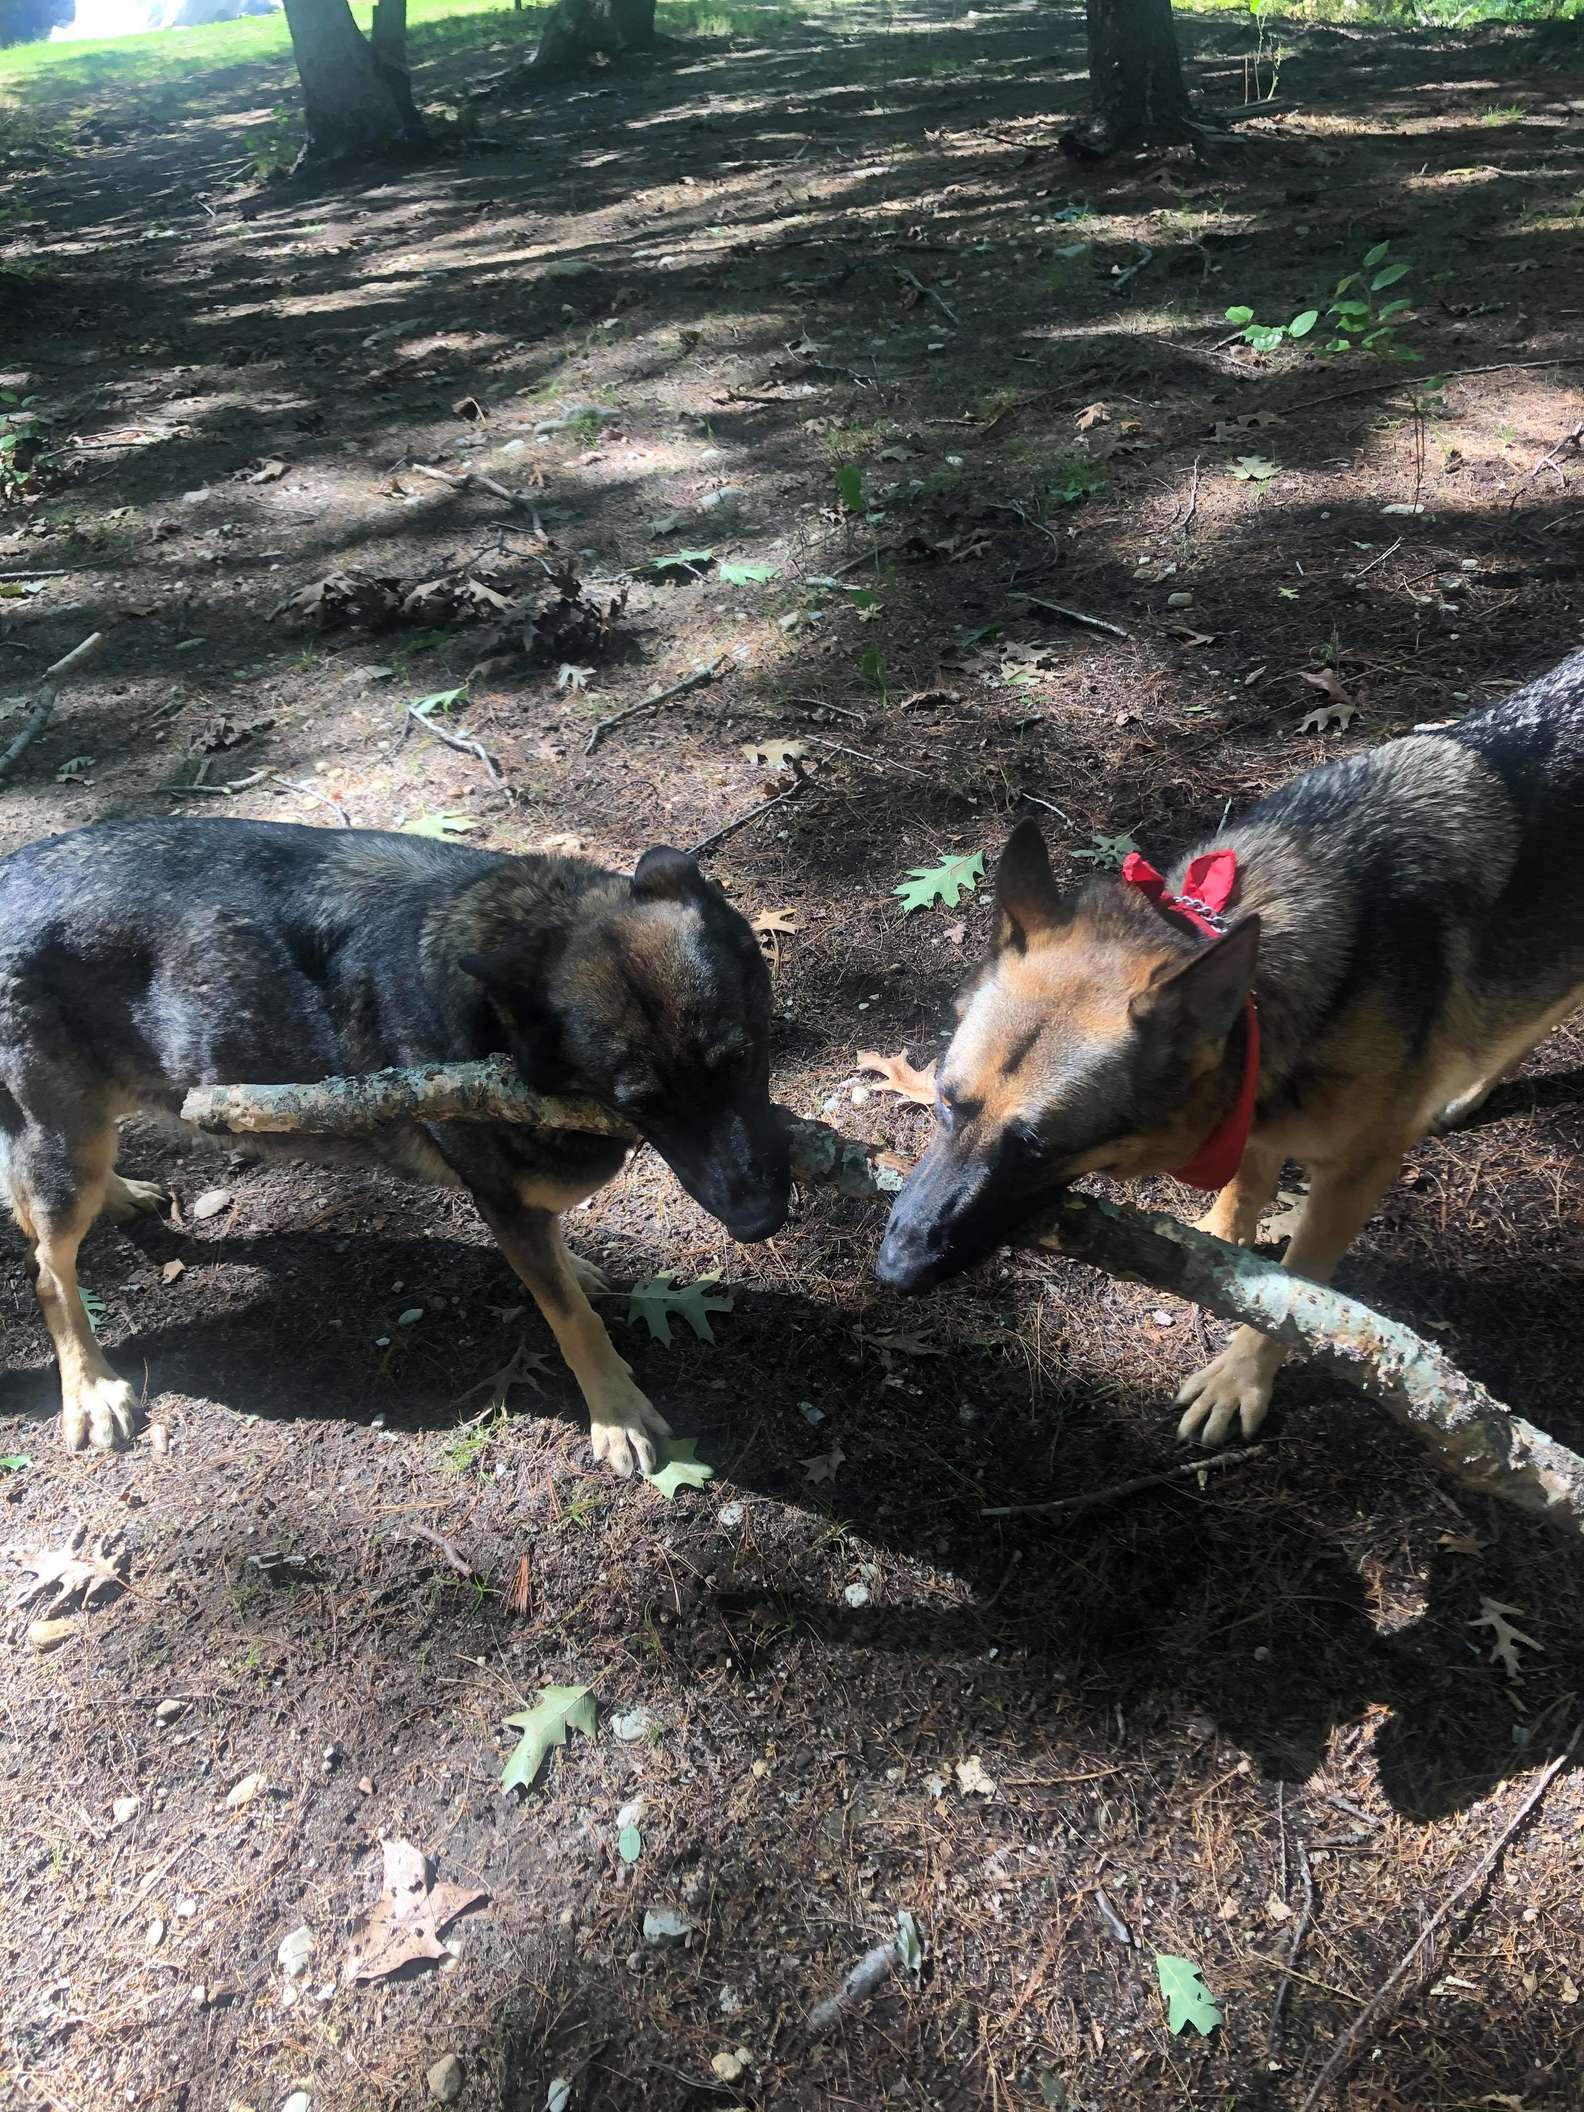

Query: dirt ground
<box><xmin>3</xmin><ymin>4</ymin><xmax>1584</xmax><ymax>2108</ymax></box>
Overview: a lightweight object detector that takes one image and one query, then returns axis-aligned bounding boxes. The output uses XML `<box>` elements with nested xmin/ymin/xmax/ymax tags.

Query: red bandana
<box><xmin>1121</xmin><ymin>849</ymin><xmax>1260</xmax><ymax>1192</ymax></box>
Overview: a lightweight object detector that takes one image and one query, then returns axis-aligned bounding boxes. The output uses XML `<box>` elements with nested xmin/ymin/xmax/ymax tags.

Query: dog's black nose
<box><xmin>723</xmin><ymin>1193</ymin><xmax>789</xmax><ymax>1243</ymax></box>
<box><xmin>874</xmin><ymin>1224</ymin><xmax>944</xmax><ymax>1294</ymax></box>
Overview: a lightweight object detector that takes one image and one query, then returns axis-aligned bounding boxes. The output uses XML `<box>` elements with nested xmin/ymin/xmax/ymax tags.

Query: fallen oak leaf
<box><xmin>856</xmin><ymin>1049</ymin><xmax>938</xmax><ymax>1107</ymax></box>
<box><xmin>342</xmin><ymin>1837</ymin><xmax>488</xmax><ymax>1982</ymax></box>
<box><xmin>802</xmin><ymin>1443</ymin><xmax>846</xmax><ymax>1485</ymax></box>
<box><xmin>500</xmin><ymin>1685</ymin><xmax>595</xmax><ymax>1794</ymax></box>
<box><xmin>642</xmin><ymin>1437</ymin><xmax>716</xmax><ymax>1499</ymax></box>
<box><xmin>1470</xmin><ymin>1597</ymin><xmax>1542</xmax><ymax>1682</ymax></box>
<box><xmin>750</xmin><ymin>907</ymin><xmax>801</xmax><ymax>938</ymax></box>
<box><xmin>10</xmin><ymin>1528</ymin><xmax>126</xmax><ymax>1613</ymax></box>
<box><xmin>1229</xmin><ymin>454</ymin><xmax>1280</xmax><ymax>482</ymax></box>
<box><xmin>1074</xmin><ymin>401</ymin><xmax>1112</xmax><ymax>432</ymax></box>
<box><xmin>742</xmin><ymin>737</ymin><xmax>809</xmax><ymax>768</ymax></box>
<box><xmin>239</xmin><ymin>457</ymin><xmax>288</xmax><ymax>484</ymax></box>
<box><xmin>1297</xmin><ymin>667</ymin><xmax>1361</xmax><ymax>734</ymax></box>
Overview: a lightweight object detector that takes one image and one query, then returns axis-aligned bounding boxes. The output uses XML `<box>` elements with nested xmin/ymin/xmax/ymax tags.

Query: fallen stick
<box><xmin>689</xmin><ymin>774</ymin><xmax>811</xmax><ymax>858</ymax></box>
<box><xmin>1024</xmin><ymin>596</ymin><xmax>1132</xmax><ymax>642</ymax></box>
<box><xmin>178</xmin><ymin>1060</ymin><xmax>1584</xmax><ymax>1534</ymax></box>
<box><xmin>407</xmin><ymin>704</ymin><xmax>504</xmax><ymax>784</ymax></box>
<box><xmin>584</xmin><ymin>653</ymin><xmax>731</xmax><ymax>757</ymax></box>
<box><xmin>1293</xmin><ymin>1733</ymin><xmax>1577</xmax><ymax>2112</ymax></box>
<box><xmin>0</xmin><ymin>630</ymin><xmax>103</xmax><ymax>785</ymax></box>
<box><xmin>981</xmin><ymin>1442</ymin><xmax>1269</xmax><ymax>1517</ymax></box>
<box><xmin>801</xmin><ymin>1933</ymin><xmax>905</xmax><ymax>2044</ymax></box>
<box><xmin>408</xmin><ymin>460</ymin><xmax>543</xmax><ymax>525</ymax></box>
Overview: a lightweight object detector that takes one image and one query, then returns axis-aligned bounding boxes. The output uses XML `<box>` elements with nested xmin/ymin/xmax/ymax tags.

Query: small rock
<box><xmin>396</xmin><ymin>1307</ymin><xmax>424</xmax><ymax>1327</ymax></box>
<box><xmin>226</xmin><ymin>1772</ymin><xmax>266</xmax><ymax>1809</ymax></box>
<box><xmin>146</xmin><ymin>1916</ymin><xmax>165</xmax><ymax>1948</ymax></box>
<box><xmin>149</xmin><ymin>1423</ymin><xmax>171</xmax><ymax>1456</ymax></box>
<box><xmin>546</xmin><ymin>2080</ymin><xmax>572</xmax><ymax>2112</ymax></box>
<box><xmin>191</xmin><ymin>1188</ymin><xmax>233</xmax><ymax>1222</ymax></box>
<box><xmin>843</xmin><ymin>1582</ymin><xmax>870</xmax><ymax>1608</ymax></box>
<box><xmin>427</xmin><ymin>2054</ymin><xmax>464</xmax><ymax>2103</ymax></box>
<box><xmin>279</xmin><ymin>2094</ymin><xmax>311</xmax><ymax>2112</ymax></box>
<box><xmin>698</xmin><ymin>484</ymin><xmax>746</xmax><ymax>513</ymax></box>
<box><xmin>176</xmin><ymin>1896</ymin><xmax>197</xmax><ymax>1917</ymax></box>
<box><xmin>161</xmin><ymin>1259</ymin><xmax>185</xmax><ymax>1283</ymax></box>
<box><xmin>641</xmin><ymin>1907</ymin><xmax>693</xmax><ymax>1948</ymax></box>
<box><xmin>955</xmin><ymin>1754</ymin><xmax>996</xmax><ymax>1797</ymax></box>
<box><xmin>711</xmin><ymin>2049</ymin><xmax>751</xmax><ymax>2084</ymax></box>
<box><xmin>610</xmin><ymin>1707</ymin><xmax>651</xmax><ymax>1743</ymax></box>
<box><xmin>716</xmin><ymin>1502</ymin><xmax>744</xmax><ymax>1529</ymax></box>
<box><xmin>277</xmin><ymin>1925</ymin><xmax>315</xmax><ymax>1979</ymax></box>
<box><xmin>111</xmin><ymin>1795</ymin><xmax>140</xmax><ymax>1826</ymax></box>
<box><xmin>28</xmin><ymin>1616</ymin><xmax>74</xmax><ymax>1652</ymax></box>
<box><xmin>718</xmin><ymin>1984</ymin><xmax>742</xmax><ymax>2014</ymax></box>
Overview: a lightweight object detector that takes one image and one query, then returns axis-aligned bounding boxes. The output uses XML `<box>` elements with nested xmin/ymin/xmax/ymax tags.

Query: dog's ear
<box><xmin>1130</xmin><ymin>915</ymin><xmax>1260</xmax><ymax>1044</ymax></box>
<box><xmin>995</xmin><ymin>819</ymin><xmax>1063</xmax><ymax>953</ymax></box>
<box><xmin>632</xmin><ymin>846</ymin><xmax>709</xmax><ymax>904</ymax></box>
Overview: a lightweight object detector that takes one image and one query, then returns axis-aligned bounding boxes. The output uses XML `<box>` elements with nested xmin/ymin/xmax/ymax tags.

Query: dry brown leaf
<box><xmin>855</xmin><ymin>1327</ymin><xmax>946</xmax><ymax>1359</ymax></box>
<box><xmin>240</xmin><ymin>457</ymin><xmax>288</xmax><ymax>484</ymax></box>
<box><xmin>1470</xmin><ymin>1598</ymin><xmax>1542</xmax><ymax>1683</ymax></box>
<box><xmin>742</xmin><ymin>737</ymin><xmax>809</xmax><ymax>768</ymax></box>
<box><xmin>802</xmin><ymin>1444</ymin><xmax>846</xmax><ymax>1486</ymax></box>
<box><xmin>856</xmin><ymin>1049</ymin><xmax>938</xmax><ymax>1106</ymax></box>
<box><xmin>750</xmin><ymin>907</ymin><xmax>801</xmax><ymax>938</ymax></box>
<box><xmin>10</xmin><ymin>1529</ymin><xmax>126</xmax><ymax>1614</ymax></box>
<box><xmin>1074</xmin><ymin>401</ymin><xmax>1112</xmax><ymax>432</ymax></box>
<box><xmin>342</xmin><ymin>1838</ymin><xmax>488</xmax><ymax>1984</ymax></box>
<box><xmin>1296</xmin><ymin>667</ymin><xmax>1361</xmax><ymax>734</ymax></box>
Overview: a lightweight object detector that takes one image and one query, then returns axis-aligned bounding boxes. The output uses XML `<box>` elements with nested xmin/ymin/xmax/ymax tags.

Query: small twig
<box><xmin>408</xmin><ymin>1522</ymin><xmax>474</xmax><ymax>1579</ymax></box>
<box><xmin>982</xmin><ymin>1443</ymin><xmax>1268</xmax><ymax>1517</ymax></box>
<box><xmin>801</xmin><ymin>1935</ymin><xmax>904</xmax><ymax>2045</ymax></box>
<box><xmin>1347</xmin><ymin>535</ymin><xmax>1405</xmax><ymax>586</ymax></box>
<box><xmin>1019</xmin><ymin>790</ymin><xmax>1076</xmax><ymax>825</ymax></box>
<box><xmin>407</xmin><ymin>705</ymin><xmax>504</xmax><ymax>784</ymax></box>
<box><xmin>1179</xmin><ymin>455</ymin><xmax>1202</xmax><ymax>540</ymax></box>
<box><xmin>1282</xmin><ymin>357</ymin><xmax>1584</xmax><ymax>422</ymax></box>
<box><xmin>162</xmin><ymin>768</ymin><xmax>269</xmax><ymax>797</ymax></box>
<box><xmin>893</xmin><ymin>264</ymin><xmax>959</xmax><ymax>328</ymax></box>
<box><xmin>831</xmin><ymin>542</ymin><xmax>901</xmax><ymax>579</ymax></box>
<box><xmin>690</xmin><ymin>774</ymin><xmax>810</xmax><ymax>858</ymax></box>
<box><xmin>271</xmin><ymin>775</ymin><xmax>352</xmax><ymax>827</ymax></box>
<box><xmin>0</xmin><ymin>629</ymin><xmax>103</xmax><ymax>785</ymax></box>
<box><xmin>1527</xmin><ymin>421</ymin><xmax>1584</xmax><ymax>482</ymax></box>
<box><xmin>1267</xmin><ymin>1834</ymin><xmax>1313</xmax><ymax>2060</ymax></box>
<box><xmin>1024</xmin><ymin>596</ymin><xmax>1132</xmax><ymax>642</ymax></box>
<box><xmin>1294</xmin><ymin>1734</ymin><xmax>1578</xmax><ymax>2112</ymax></box>
<box><xmin>0</xmin><ymin>567</ymin><xmax>70</xmax><ymax>580</ymax></box>
<box><xmin>407</xmin><ymin>460</ymin><xmax>543</xmax><ymax>526</ymax></box>
<box><xmin>806</xmin><ymin>736</ymin><xmax>940</xmax><ymax>786</ymax></box>
<box><xmin>584</xmin><ymin>654</ymin><xmax>730</xmax><ymax>756</ymax></box>
<box><xmin>1110</xmin><ymin>241</ymin><xmax>1155</xmax><ymax>296</ymax></box>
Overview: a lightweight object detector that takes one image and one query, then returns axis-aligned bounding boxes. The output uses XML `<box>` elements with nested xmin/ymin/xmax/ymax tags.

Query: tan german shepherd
<box><xmin>877</xmin><ymin>650</ymin><xmax>1584</xmax><ymax>1442</ymax></box>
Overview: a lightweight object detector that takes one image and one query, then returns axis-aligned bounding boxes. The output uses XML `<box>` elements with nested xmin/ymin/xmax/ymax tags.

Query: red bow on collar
<box><xmin>1120</xmin><ymin>849</ymin><xmax>1260</xmax><ymax>1192</ymax></box>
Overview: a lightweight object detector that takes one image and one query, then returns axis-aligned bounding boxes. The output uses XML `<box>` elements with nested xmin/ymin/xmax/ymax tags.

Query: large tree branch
<box><xmin>180</xmin><ymin>1060</ymin><xmax>1584</xmax><ymax>1535</ymax></box>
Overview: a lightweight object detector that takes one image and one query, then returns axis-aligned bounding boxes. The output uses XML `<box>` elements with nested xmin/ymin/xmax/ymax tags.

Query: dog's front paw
<box><xmin>61</xmin><ymin>1374</ymin><xmax>140</xmax><ymax>1453</ymax></box>
<box><xmin>1175</xmin><ymin>1331</ymin><xmax>1282</xmax><ymax>1446</ymax></box>
<box><xmin>589</xmin><ymin>1382</ymin><xmax>672</xmax><ymax>1479</ymax></box>
<box><xmin>104</xmin><ymin>1174</ymin><xmax>168</xmax><ymax>1224</ymax></box>
<box><xmin>567</xmin><ymin>1250</ymin><xmax>612</xmax><ymax>1299</ymax></box>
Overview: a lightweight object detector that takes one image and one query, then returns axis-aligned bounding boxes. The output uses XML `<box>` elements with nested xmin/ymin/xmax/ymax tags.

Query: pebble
<box><xmin>190</xmin><ymin>1187</ymin><xmax>233</xmax><ymax>1221</ymax></box>
<box><xmin>426</xmin><ymin>2054</ymin><xmax>463</xmax><ymax>2103</ymax></box>
<box><xmin>279</xmin><ymin>2094</ymin><xmax>311</xmax><ymax>2112</ymax></box>
<box><xmin>641</xmin><ymin>1907</ymin><xmax>693</xmax><ymax>1947</ymax></box>
<box><xmin>155</xmin><ymin>1697</ymin><xmax>188</xmax><ymax>1725</ymax></box>
<box><xmin>277</xmin><ymin>1926</ymin><xmax>315</xmax><ymax>1979</ymax></box>
<box><xmin>225</xmin><ymin>1772</ymin><xmax>266</xmax><ymax>1809</ymax></box>
<box><xmin>28</xmin><ymin>1617</ymin><xmax>74</xmax><ymax>1651</ymax></box>
<box><xmin>717</xmin><ymin>1502</ymin><xmax>744</xmax><ymax>1528</ymax></box>
<box><xmin>711</xmin><ymin>2049</ymin><xmax>752</xmax><ymax>2084</ymax></box>
<box><xmin>610</xmin><ymin>1707</ymin><xmax>651</xmax><ymax>1743</ymax></box>
<box><xmin>843</xmin><ymin>1583</ymin><xmax>871</xmax><ymax>1608</ymax></box>
<box><xmin>111</xmin><ymin>1795</ymin><xmax>140</xmax><ymax>1826</ymax></box>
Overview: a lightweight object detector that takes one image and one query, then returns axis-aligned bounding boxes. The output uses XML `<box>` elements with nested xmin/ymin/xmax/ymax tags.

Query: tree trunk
<box><xmin>281</xmin><ymin>0</ymin><xmax>426</xmax><ymax>164</ymax></box>
<box><xmin>1061</xmin><ymin>0</ymin><xmax>1195</xmax><ymax>161</ymax></box>
<box><xmin>489</xmin><ymin>0</ymin><xmax>656</xmax><ymax>85</ymax></box>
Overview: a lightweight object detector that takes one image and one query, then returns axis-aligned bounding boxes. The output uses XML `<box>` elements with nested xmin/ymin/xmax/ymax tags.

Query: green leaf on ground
<box><xmin>1155</xmin><ymin>1953</ymin><xmax>1223</xmax><ymax>2036</ymax></box>
<box><xmin>720</xmin><ymin>561</ymin><xmax>779</xmax><ymax>585</ymax></box>
<box><xmin>1230</xmin><ymin>455</ymin><xmax>1279</xmax><ymax>481</ymax></box>
<box><xmin>0</xmin><ymin>1455</ymin><xmax>30</xmax><ymax>1473</ymax></box>
<box><xmin>894</xmin><ymin>850</ymin><xmax>985</xmax><ymax>913</ymax></box>
<box><xmin>642</xmin><ymin>1437</ymin><xmax>717</xmax><ymax>1499</ymax></box>
<box><xmin>618</xmin><ymin>1824</ymin><xmax>642</xmax><ymax>1863</ymax></box>
<box><xmin>404</xmin><ymin>812</ymin><xmax>479</xmax><ymax>839</ymax></box>
<box><xmin>835</xmin><ymin>462</ymin><xmax>864</xmax><ymax>513</ymax></box>
<box><xmin>447</xmin><ymin>1339</ymin><xmax>554</xmax><ymax>1413</ymax></box>
<box><xmin>645</xmin><ymin>547</ymin><xmax>716</xmax><ymax>577</ymax></box>
<box><xmin>1288</xmin><ymin>309</ymin><xmax>1319</xmax><ymax>337</ymax></box>
<box><xmin>500</xmin><ymin>1685</ymin><xmax>595</xmax><ymax>1794</ymax></box>
<box><xmin>1072</xmin><ymin>831</ymin><xmax>1139</xmax><ymax>869</ymax></box>
<box><xmin>1224</xmin><ymin>305</ymin><xmax>1254</xmax><ymax>326</ymax></box>
<box><xmin>896</xmin><ymin>1909</ymin><xmax>923</xmax><ymax>1972</ymax></box>
<box><xmin>410</xmin><ymin>686</ymin><xmax>466</xmax><ymax>716</ymax></box>
<box><xmin>626</xmin><ymin>1270</ymin><xmax>734</xmax><ymax>1347</ymax></box>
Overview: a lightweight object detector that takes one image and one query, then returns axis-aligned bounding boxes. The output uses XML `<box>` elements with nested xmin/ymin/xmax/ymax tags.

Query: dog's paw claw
<box><xmin>1175</xmin><ymin>1339</ymin><xmax>1277</xmax><ymax>1447</ymax></box>
<box><xmin>61</xmin><ymin>1375</ymin><xmax>139</xmax><ymax>1453</ymax></box>
<box><xmin>589</xmin><ymin>1388</ymin><xmax>671</xmax><ymax>1480</ymax></box>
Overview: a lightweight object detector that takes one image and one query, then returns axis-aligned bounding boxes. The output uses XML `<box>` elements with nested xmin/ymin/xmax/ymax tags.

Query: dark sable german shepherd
<box><xmin>0</xmin><ymin>820</ymin><xmax>789</xmax><ymax>1472</ymax></box>
<box><xmin>877</xmin><ymin>650</ymin><xmax>1584</xmax><ymax>1443</ymax></box>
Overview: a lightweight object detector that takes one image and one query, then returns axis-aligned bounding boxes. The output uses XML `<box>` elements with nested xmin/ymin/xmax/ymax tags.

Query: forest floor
<box><xmin>3</xmin><ymin>4</ymin><xmax>1584</xmax><ymax>2109</ymax></box>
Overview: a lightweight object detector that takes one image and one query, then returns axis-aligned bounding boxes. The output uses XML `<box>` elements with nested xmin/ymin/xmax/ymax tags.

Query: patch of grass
<box><xmin>1480</xmin><ymin>105</ymin><xmax>1526</xmax><ymax>125</ymax></box>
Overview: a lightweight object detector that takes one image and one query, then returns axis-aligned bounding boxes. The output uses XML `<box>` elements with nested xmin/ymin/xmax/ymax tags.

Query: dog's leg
<box><xmin>7</xmin><ymin>1127</ymin><xmax>140</xmax><ymax>1452</ymax></box>
<box><xmin>476</xmin><ymin>1198</ymin><xmax>670</xmax><ymax>1478</ymax></box>
<box><xmin>1191</xmin><ymin>1142</ymin><xmax>1282</xmax><ymax>1248</ymax></box>
<box><xmin>1175</xmin><ymin>1143</ymin><xmax>1405</xmax><ymax>1446</ymax></box>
